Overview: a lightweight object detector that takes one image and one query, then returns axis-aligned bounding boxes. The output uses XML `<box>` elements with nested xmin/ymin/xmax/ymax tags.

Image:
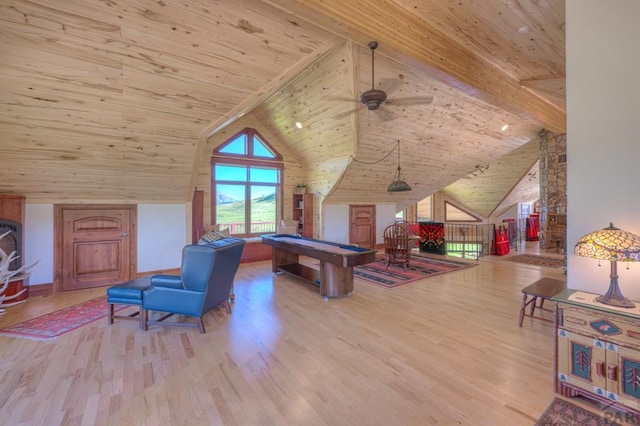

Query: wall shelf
<box><xmin>293</xmin><ymin>193</ymin><xmax>313</xmax><ymax>238</ymax></box>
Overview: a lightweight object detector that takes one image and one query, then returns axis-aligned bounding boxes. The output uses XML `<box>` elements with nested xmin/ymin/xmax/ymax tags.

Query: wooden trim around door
<box><xmin>349</xmin><ymin>204</ymin><xmax>376</xmax><ymax>250</ymax></box>
<box><xmin>192</xmin><ymin>190</ymin><xmax>204</xmax><ymax>243</ymax></box>
<box><xmin>53</xmin><ymin>204</ymin><xmax>137</xmax><ymax>293</ymax></box>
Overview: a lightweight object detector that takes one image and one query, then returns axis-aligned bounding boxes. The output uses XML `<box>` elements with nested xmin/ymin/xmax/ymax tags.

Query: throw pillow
<box><xmin>202</xmin><ymin>224</ymin><xmax>231</xmax><ymax>235</ymax></box>
<box><xmin>198</xmin><ymin>230</ymin><xmax>227</xmax><ymax>244</ymax></box>
<box><xmin>203</xmin><ymin>224</ymin><xmax>220</xmax><ymax>233</ymax></box>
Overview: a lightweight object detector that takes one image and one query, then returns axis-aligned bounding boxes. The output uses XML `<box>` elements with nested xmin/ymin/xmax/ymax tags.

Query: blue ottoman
<box><xmin>107</xmin><ymin>276</ymin><xmax>152</xmax><ymax>330</ymax></box>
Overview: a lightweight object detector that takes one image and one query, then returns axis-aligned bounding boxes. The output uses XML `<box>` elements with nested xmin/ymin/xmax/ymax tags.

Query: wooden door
<box><xmin>57</xmin><ymin>205</ymin><xmax>136</xmax><ymax>291</ymax></box>
<box><xmin>349</xmin><ymin>205</ymin><xmax>376</xmax><ymax>249</ymax></box>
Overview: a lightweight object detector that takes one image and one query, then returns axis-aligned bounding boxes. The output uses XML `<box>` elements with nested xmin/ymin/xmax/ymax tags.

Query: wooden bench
<box><xmin>518</xmin><ymin>277</ymin><xmax>566</xmax><ymax>327</ymax></box>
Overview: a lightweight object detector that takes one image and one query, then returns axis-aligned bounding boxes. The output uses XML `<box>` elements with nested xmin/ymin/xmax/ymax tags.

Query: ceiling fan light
<box><xmin>387</xmin><ymin>178</ymin><xmax>412</xmax><ymax>192</ymax></box>
<box><xmin>366</xmin><ymin>100</ymin><xmax>382</xmax><ymax>110</ymax></box>
<box><xmin>387</xmin><ymin>140</ymin><xmax>412</xmax><ymax>192</ymax></box>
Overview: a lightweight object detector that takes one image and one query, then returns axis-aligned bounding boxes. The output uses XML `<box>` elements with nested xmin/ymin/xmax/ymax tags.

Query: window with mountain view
<box><xmin>211</xmin><ymin>128</ymin><xmax>283</xmax><ymax>237</ymax></box>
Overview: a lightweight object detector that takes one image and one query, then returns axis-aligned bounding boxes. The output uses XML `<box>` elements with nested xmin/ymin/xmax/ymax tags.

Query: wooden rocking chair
<box><xmin>383</xmin><ymin>224</ymin><xmax>411</xmax><ymax>270</ymax></box>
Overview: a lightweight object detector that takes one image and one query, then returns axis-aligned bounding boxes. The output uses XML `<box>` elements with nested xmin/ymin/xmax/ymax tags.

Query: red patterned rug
<box><xmin>0</xmin><ymin>296</ymin><xmax>126</xmax><ymax>341</ymax></box>
<box><xmin>354</xmin><ymin>254</ymin><xmax>476</xmax><ymax>288</ymax></box>
<box><xmin>536</xmin><ymin>398</ymin><xmax>622</xmax><ymax>425</ymax></box>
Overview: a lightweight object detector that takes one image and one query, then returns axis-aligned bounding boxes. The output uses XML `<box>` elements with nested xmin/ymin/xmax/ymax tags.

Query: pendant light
<box><xmin>387</xmin><ymin>140</ymin><xmax>412</xmax><ymax>192</ymax></box>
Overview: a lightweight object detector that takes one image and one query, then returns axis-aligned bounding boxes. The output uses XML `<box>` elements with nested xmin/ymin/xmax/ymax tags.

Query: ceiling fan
<box><xmin>355</xmin><ymin>41</ymin><xmax>434</xmax><ymax>120</ymax></box>
<box><xmin>360</xmin><ymin>41</ymin><xmax>388</xmax><ymax>110</ymax></box>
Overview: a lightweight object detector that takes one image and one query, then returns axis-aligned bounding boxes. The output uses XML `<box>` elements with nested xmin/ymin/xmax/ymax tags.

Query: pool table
<box><xmin>261</xmin><ymin>234</ymin><xmax>377</xmax><ymax>298</ymax></box>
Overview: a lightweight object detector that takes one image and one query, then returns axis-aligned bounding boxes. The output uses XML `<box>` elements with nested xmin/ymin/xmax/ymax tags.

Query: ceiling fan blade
<box><xmin>373</xmin><ymin>107</ymin><xmax>396</xmax><ymax>122</ymax></box>
<box><xmin>378</xmin><ymin>78</ymin><xmax>402</xmax><ymax>96</ymax></box>
<box><xmin>330</xmin><ymin>95</ymin><xmax>359</xmax><ymax>103</ymax></box>
<box><xmin>334</xmin><ymin>105</ymin><xmax>361</xmax><ymax>119</ymax></box>
<box><xmin>386</xmin><ymin>95</ymin><xmax>434</xmax><ymax>106</ymax></box>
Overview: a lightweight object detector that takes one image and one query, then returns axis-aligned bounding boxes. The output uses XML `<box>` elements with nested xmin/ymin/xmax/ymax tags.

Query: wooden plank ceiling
<box><xmin>0</xmin><ymin>0</ymin><xmax>565</xmax><ymax>215</ymax></box>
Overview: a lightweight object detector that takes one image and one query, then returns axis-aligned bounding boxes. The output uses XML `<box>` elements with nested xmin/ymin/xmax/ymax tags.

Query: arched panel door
<box><xmin>58</xmin><ymin>205</ymin><xmax>136</xmax><ymax>291</ymax></box>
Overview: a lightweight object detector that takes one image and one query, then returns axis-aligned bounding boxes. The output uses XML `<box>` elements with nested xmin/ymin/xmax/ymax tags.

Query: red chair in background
<box><xmin>526</xmin><ymin>214</ymin><xmax>540</xmax><ymax>241</ymax></box>
<box><xmin>494</xmin><ymin>223</ymin><xmax>510</xmax><ymax>255</ymax></box>
<box><xmin>395</xmin><ymin>220</ymin><xmax>420</xmax><ymax>249</ymax></box>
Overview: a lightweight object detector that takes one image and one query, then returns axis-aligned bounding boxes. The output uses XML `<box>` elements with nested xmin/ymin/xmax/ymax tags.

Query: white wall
<box><xmin>24</xmin><ymin>204</ymin><xmax>54</xmax><ymax>285</ymax></box>
<box><xmin>137</xmin><ymin>204</ymin><xmax>187</xmax><ymax>272</ymax></box>
<box><xmin>322</xmin><ymin>203</ymin><xmax>397</xmax><ymax>244</ymax></box>
<box><xmin>376</xmin><ymin>204</ymin><xmax>398</xmax><ymax>243</ymax></box>
<box><xmin>567</xmin><ymin>0</ymin><xmax>640</xmax><ymax>297</ymax></box>
<box><xmin>23</xmin><ymin>203</ymin><xmax>188</xmax><ymax>285</ymax></box>
<box><xmin>323</xmin><ymin>204</ymin><xmax>349</xmax><ymax>242</ymax></box>
<box><xmin>492</xmin><ymin>204</ymin><xmax>518</xmax><ymax>223</ymax></box>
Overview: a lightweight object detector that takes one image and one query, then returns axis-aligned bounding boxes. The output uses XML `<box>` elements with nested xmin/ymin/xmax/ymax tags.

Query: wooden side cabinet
<box><xmin>545</xmin><ymin>213</ymin><xmax>566</xmax><ymax>251</ymax></box>
<box><xmin>292</xmin><ymin>193</ymin><xmax>313</xmax><ymax>238</ymax></box>
<box><xmin>554</xmin><ymin>290</ymin><xmax>640</xmax><ymax>416</ymax></box>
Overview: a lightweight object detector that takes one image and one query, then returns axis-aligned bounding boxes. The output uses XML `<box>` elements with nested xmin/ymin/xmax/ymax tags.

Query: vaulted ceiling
<box><xmin>0</xmin><ymin>0</ymin><xmax>565</xmax><ymax>216</ymax></box>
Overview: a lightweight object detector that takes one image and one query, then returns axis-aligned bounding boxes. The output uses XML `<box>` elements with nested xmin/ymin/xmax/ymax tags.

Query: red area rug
<box><xmin>0</xmin><ymin>296</ymin><xmax>125</xmax><ymax>341</ymax></box>
<box><xmin>536</xmin><ymin>398</ymin><xmax>622</xmax><ymax>425</ymax></box>
<box><xmin>354</xmin><ymin>254</ymin><xmax>476</xmax><ymax>288</ymax></box>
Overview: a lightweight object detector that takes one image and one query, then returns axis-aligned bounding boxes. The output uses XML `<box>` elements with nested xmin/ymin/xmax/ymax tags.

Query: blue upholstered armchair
<box><xmin>142</xmin><ymin>238</ymin><xmax>245</xmax><ymax>333</ymax></box>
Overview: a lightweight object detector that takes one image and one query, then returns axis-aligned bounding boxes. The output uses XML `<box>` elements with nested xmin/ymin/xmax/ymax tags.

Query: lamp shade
<box><xmin>387</xmin><ymin>170</ymin><xmax>412</xmax><ymax>192</ymax></box>
<box><xmin>574</xmin><ymin>223</ymin><xmax>640</xmax><ymax>262</ymax></box>
<box><xmin>574</xmin><ymin>223</ymin><xmax>640</xmax><ymax>308</ymax></box>
<box><xmin>387</xmin><ymin>140</ymin><xmax>411</xmax><ymax>192</ymax></box>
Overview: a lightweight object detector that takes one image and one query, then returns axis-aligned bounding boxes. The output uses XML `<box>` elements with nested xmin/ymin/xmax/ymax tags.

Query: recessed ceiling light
<box><xmin>501</xmin><ymin>124</ymin><xmax>509</xmax><ymax>132</ymax></box>
<box><xmin>295</xmin><ymin>122</ymin><xmax>303</xmax><ymax>129</ymax></box>
<box><xmin>518</xmin><ymin>26</ymin><xmax>530</xmax><ymax>34</ymax></box>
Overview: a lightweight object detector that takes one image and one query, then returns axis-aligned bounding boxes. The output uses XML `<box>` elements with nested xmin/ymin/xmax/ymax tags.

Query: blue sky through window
<box><xmin>250</xmin><ymin>167</ymin><xmax>278</xmax><ymax>183</ymax></box>
<box><xmin>253</xmin><ymin>135</ymin><xmax>275</xmax><ymax>158</ymax></box>
<box><xmin>215</xmin><ymin>164</ymin><xmax>246</xmax><ymax>181</ymax></box>
<box><xmin>220</xmin><ymin>134</ymin><xmax>246</xmax><ymax>155</ymax></box>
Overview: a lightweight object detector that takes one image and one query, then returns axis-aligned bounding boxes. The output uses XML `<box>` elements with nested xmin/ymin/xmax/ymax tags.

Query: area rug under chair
<box><xmin>0</xmin><ymin>296</ymin><xmax>126</xmax><ymax>341</ymax></box>
<box><xmin>536</xmin><ymin>398</ymin><xmax>623</xmax><ymax>425</ymax></box>
<box><xmin>503</xmin><ymin>253</ymin><xmax>565</xmax><ymax>269</ymax></box>
<box><xmin>354</xmin><ymin>254</ymin><xmax>476</xmax><ymax>288</ymax></box>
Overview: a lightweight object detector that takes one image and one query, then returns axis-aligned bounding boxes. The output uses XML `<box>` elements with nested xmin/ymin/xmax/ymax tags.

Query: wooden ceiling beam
<box><xmin>520</xmin><ymin>77</ymin><xmax>566</xmax><ymax>110</ymax></box>
<box><xmin>265</xmin><ymin>0</ymin><xmax>566</xmax><ymax>134</ymax></box>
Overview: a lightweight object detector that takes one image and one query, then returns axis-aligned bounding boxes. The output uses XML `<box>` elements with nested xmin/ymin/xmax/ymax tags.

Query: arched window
<box><xmin>211</xmin><ymin>128</ymin><xmax>283</xmax><ymax>237</ymax></box>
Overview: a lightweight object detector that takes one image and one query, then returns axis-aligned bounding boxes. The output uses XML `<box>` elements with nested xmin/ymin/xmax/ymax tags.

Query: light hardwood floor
<box><xmin>0</xmin><ymin>243</ymin><xmax>582</xmax><ymax>425</ymax></box>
